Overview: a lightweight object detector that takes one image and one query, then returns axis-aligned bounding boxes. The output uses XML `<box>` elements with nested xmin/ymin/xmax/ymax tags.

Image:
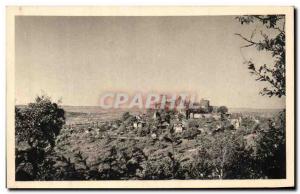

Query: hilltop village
<box><xmin>60</xmin><ymin>98</ymin><xmax>266</xmax><ymax>151</ymax></box>
<box><xmin>49</xmin><ymin>96</ymin><xmax>283</xmax><ymax>180</ymax></box>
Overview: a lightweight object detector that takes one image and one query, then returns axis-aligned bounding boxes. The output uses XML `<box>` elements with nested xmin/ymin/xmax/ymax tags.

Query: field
<box><xmin>62</xmin><ymin>106</ymin><xmax>144</xmax><ymax>124</ymax></box>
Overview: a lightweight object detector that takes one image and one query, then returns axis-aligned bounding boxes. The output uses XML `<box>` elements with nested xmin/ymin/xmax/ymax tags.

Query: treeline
<box><xmin>15</xmin><ymin>96</ymin><xmax>286</xmax><ymax>180</ymax></box>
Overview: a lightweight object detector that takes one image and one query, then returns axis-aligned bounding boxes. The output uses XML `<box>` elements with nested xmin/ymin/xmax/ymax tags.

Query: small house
<box><xmin>151</xmin><ymin>133</ymin><xmax>157</xmax><ymax>139</ymax></box>
<box><xmin>174</xmin><ymin>124</ymin><xmax>184</xmax><ymax>133</ymax></box>
<box><xmin>244</xmin><ymin>132</ymin><xmax>258</xmax><ymax>155</ymax></box>
<box><xmin>230</xmin><ymin>119</ymin><xmax>241</xmax><ymax>129</ymax></box>
<box><xmin>133</xmin><ymin>121</ymin><xmax>146</xmax><ymax>129</ymax></box>
<box><xmin>137</xmin><ymin>121</ymin><xmax>145</xmax><ymax>128</ymax></box>
<box><xmin>193</xmin><ymin>113</ymin><xmax>202</xmax><ymax>119</ymax></box>
<box><xmin>212</xmin><ymin>114</ymin><xmax>221</xmax><ymax>120</ymax></box>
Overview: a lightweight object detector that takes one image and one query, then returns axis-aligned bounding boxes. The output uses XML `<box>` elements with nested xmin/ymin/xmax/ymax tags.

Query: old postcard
<box><xmin>6</xmin><ymin>6</ymin><xmax>294</xmax><ymax>189</ymax></box>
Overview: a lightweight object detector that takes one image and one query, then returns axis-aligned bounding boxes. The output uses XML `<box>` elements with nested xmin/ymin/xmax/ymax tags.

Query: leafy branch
<box><xmin>235</xmin><ymin>15</ymin><xmax>285</xmax><ymax>98</ymax></box>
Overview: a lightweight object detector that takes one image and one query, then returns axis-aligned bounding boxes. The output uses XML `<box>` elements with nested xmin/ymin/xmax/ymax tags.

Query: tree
<box><xmin>182</xmin><ymin>128</ymin><xmax>200</xmax><ymax>140</ymax></box>
<box><xmin>98</xmin><ymin>146</ymin><xmax>121</xmax><ymax>180</ymax></box>
<box><xmin>16</xmin><ymin>95</ymin><xmax>65</xmax><ymax>148</ymax></box>
<box><xmin>217</xmin><ymin>106</ymin><xmax>228</xmax><ymax>114</ymax></box>
<box><xmin>236</xmin><ymin>15</ymin><xmax>285</xmax><ymax>97</ymax></box>
<box><xmin>123</xmin><ymin>146</ymin><xmax>148</xmax><ymax>179</ymax></box>
<box><xmin>97</xmin><ymin>143</ymin><xmax>148</xmax><ymax>180</ymax></box>
<box><xmin>122</xmin><ymin>112</ymin><xmax>131</xmax><ymax>121</ymax></box>
<box><xmin>235</xmin><ymin>15</ymin><xmax>286</xmax><ymax>178</ymax></box>
<box><xmin>162</xmin><ymin>127</ymin><xmax>182</xmax><ymax>179</ymax></box>
<box><xmin>15</xmin><ymin>95</ymin><xmax>65</xmax><ymax>180</ymax></box>
<box><xmin>194</xmin><ymin>131</ymin><xmax>255</xmax><ymax>179</ymax></box>
<box><xmin>144</xmin><ymin>157</ymin><xmax>173</xmax><ymax>179</ymax></box>
<box><xmin>255</xmin><ymin>110</ymin><xmax>286</xmax><ymax>178</ymax></box>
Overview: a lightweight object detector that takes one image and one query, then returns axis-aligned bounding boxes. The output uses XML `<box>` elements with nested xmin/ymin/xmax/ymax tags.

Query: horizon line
<box><xmin>15</xmin><ymin>104</ymin><xmax>285</xmax><ymax>110</ymax></box>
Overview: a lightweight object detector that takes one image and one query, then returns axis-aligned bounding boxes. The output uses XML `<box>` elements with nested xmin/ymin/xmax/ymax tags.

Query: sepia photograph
<box><xmin>6</xmin><ymin>6</ymin><xmax>294</xmax><ymax>189</ymax></box>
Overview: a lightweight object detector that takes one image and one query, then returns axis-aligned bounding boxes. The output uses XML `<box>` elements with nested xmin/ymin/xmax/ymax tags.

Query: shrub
<box><xmin>122</xmin><ymin>112</ymin><xmax>131</xmax><ymax>121</ymax></box>
<box><xmin>182</xmin><ymin>128</ymin><xmax>200</xmax><ymax>140</ymax></box>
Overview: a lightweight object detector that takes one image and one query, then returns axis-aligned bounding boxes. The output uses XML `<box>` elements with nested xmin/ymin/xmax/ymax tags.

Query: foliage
<box><xmin>192</xmin><ymin>131</ymin><xmax>257</xmax><ymax>179</ymax></box>
<box><xmin>217</xmin><ymin>106</ymin><xmax>228</xmax><ymax>114</ymax></box>
<box><xmin>255</xmin><ymin>110</ymin><xmax>286</xmax><ymax>178</ymax></box>
<box><xmin>15</xmin><ymin>95</ymin><xmax>65</xmax><ymax>181</ymax></box>
<box><xmin>96</xmin><ymin>143</ymin><xmax>148</xmax><ymax>180</ymax></box>
<box><xmin>122</xmin><ymin>112</ymin><xmax>131</xmax><ymax>121</ymax></box>
<box><xmin>236</xmin><ymin>15</ymin><xmax>285</xmax><ymax>97</ymax></box>
<box><xmin>144</xmin><ymin>157</ymin><xmax>173</xmax><ymax>179</ymax></box>
<box><xmin>15</xmin><ymin>95</ymin><xmax>65</xmax><ymax>148</ymax></box>
<box><xmin>182</xmin><ymin>128</ymin><xmax>200</xmax><ymax>140</ymax></box>
<box><xmin>97</xmin><ymin>146</ymin><xmax>122</xmax><ymax>179</ymax></box>
<box><xmin>161</xmin><ymin>126</ymin><xmax>183</xmax><ymax>178</ymax></box>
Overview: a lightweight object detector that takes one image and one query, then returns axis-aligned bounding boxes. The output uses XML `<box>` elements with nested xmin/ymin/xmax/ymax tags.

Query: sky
<box><xmin>15</xmin><ymin>16</ymin><xmax>285</xmax><ymax>109</ymax></box>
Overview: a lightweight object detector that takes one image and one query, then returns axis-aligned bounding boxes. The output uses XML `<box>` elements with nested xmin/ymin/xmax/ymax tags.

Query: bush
<box><xmin>122</xmin><ymin>112</ymin><xmax>131</xmax><ymax>121</ymax></box>
<box><xmin>144</xmin><ymin>157</ymin><xmax>173</xmax><ymax>179</ymax></box>
<box><xmin>182</xmin><ymin>128</ymin><xmax>200</xmax><ymax>140</ymax></box>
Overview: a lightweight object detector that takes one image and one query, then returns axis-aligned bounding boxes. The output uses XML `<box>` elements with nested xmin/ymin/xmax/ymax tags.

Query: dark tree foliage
<box><xmin>255</xmin><ymin>110</ymin><xmax>286</xmax><ymax>178</ymax></box>
<box><xmin>97</xmin><ymin>146</ymin><xmax>122</xmax><ymax>180</ymax></box>
<box><xmin>193</xmin><ymin>131</ymin><xmax>256</xmax><ymax>179</ymax></box>
<box><xmin>162</xmin><ymin>126</ymin><xmax>183</xmax><ymax>179</ymax></box>
<box><xmin>121</xmin><ymin>112</ymin><xmax>131</xmax><ymax>121</ymax></box>
<box><xmin>97</xmin><ymin>144</ymin><xmax>147</xmax><ymax>180</ymax></box>
<box><xmin>217</xmin><ymin>106</ymin><xmax>229</xmax><ymax>114</ymax></box>
<box><xmin>236</xmin><ymin>15</ymin><xmax>285</xmax><ymax>97</ymax></box>
<box><xmin>144</xmin><ymin>157</ymin><xmax>173</xmax><ymax>179</ymax></box>
<box><xmin>182</xmin><ymin>128</ymin><xmax>200</xmax><ymax>140</ymax></box>
<box><xmin>15</xmin><ymin>95</ymin><xmax>65</xmax><ymax>181</ymax></box>
<box><xmin>16</xmin><ymin>95</ymin><xmax>65</xmax><ymax>148</ymax></box>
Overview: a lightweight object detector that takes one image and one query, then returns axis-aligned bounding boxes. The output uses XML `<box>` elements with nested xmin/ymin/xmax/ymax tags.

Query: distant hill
<box><xmin>16</xmin><ymin>105</ymin><xmax>142</xmax><ymax>114</ymax></box>
<box><xmin>61</xmin><ymin>105</ymin><xmax>143</xmax><ymax>114</ymax></box>
<box><xmin>229</xmin><ymin>107</ymin><xmax>284</xmax><ymax>118</ymax></box>
<box><xmin>16</xmin><ymin>104</ymin><xmax>283</xmax><ymax>122</ymax></box>
<box><xmin>229</xmin><ymin>107</ymin><xmax>284</xmax><ymax>113</ymax></box>
<box><xmin>17</xmin><ymin>104</ymin><xmax>284</xmax><ymax>114</ymax></box>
